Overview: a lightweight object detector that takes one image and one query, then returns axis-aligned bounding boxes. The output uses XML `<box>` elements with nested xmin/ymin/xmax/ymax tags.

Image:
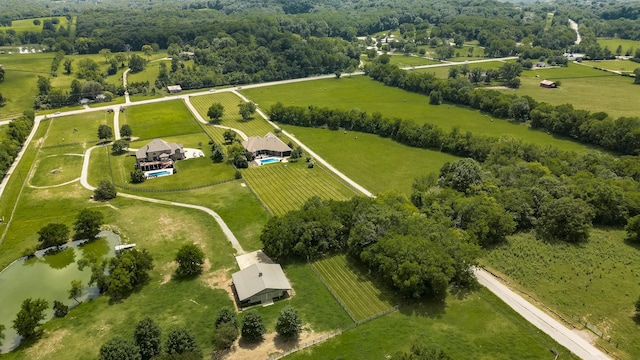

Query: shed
<box><xmin>167</xmin><ymin>85</ymin><xmax>182</xmax><ymax>93</ymax></box>
<box><xmin>539</xmin><ymin>80</ymin><xmax>557</xmax><ymax>88</ymax></box>
<box><xmin>232</xmin><ymin>263</ymin><xmax>291</xmax><ymax>307</ymax></box>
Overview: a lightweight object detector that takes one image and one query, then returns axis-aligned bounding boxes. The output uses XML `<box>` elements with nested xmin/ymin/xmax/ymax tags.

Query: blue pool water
<box><xmin>147</xmin><ymin>170</ymin><xmax>172</xmax><ymax>178</ymax></box>
<box><xmin>260</xmin><ymin>158</ymin><xmax>279</xmax><ymax>165</ymax></box>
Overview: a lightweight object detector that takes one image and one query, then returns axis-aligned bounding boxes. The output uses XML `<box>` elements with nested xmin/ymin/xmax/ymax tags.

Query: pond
<box><xmin>0</xmin><ymin>231</ymin><xmax>120</xmax><ymax>353</ymax></box>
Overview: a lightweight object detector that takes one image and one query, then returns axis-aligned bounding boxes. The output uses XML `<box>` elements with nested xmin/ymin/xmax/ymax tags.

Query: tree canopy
<box><xmin>134</xmin><ymin>318</ymin><xmax>162</xmax><ymax>360</ymax></box>
<box><xmin>73</xmin><ymin>208</ymin><xmax>104</xmax><ymax>240</ymax></box>
<box><xmin>12</xmin><ymin>298</ymin><xmax>48</xmax><ymax>339</ymax></box>
<box><xmin>99</xmin><ymin>336</ymin><xmax>141</xmax><ymax>360</ymax></box>
<box><xmin>275</xmin><ymin>306</ymin><xmax>302</xmax><ymax>340</ymax></box>
<box><xmin>174</xmin><ymin>243</ymin><xmax>205</xmax><ymax>278</ymax></box>
<box><xmin>37</xmin><ymin>222</ymin><xmax>69</xmax><ymax>249</ymax></box>
<box><xmin>241</xmin><ymin>310</ymin><xmax>266</xmax><ymax>342</ymax></box>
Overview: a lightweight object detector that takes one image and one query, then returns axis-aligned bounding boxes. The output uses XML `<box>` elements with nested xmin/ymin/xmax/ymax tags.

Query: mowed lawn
<box><xmin>584</xmin><ymin>59</ymin><xmax>639</xmax><ymax>73</ymax></box>
<box><xmin>412</xmin><ymin>60</ymin><xmax>510</xmax><ymax>78</ymax></box>
<box><xmin>121</xmin><ymin>100</ymin><xmax>202</xmax><ymax>140</ymax></box>
<box><xmin>312</xmin><ymin>255</ymin><xmax>396</xmax><ymax>321</ymax></box>
<box><xmin>388</xmin><ymin>55</ymin><xmax>440</xmax><ymax>67</ymax></box>
<box><xmin>514</xmin><ymin>63</ymin><xmax>640</xmax><ymax>119</ymax></box>
<box><xmin>29</xmin><ymin>154</ymin><xmax>83</xmax><ymax>187</ymax></box>
<box><xmin>7</xmin><ymin>17</ymin><xmax>69</xmax><ymax>33</ymax></box>
<box><xmin>287</xmin><ymin>287</ymin><xmax>579</xmax><ymax>360</ymax></box>
<box><xmin>42</xmin><ymin>111</ymin><xmax>109</xmax><ymax>148</ymax></box>
<box><xmin>597</xmin><ymin>38</ymin><xmax>640</xmax><ymax>55</ymax></box>
<box><xmin>190</xmin><ymin>93</ymin><xmax>275</xmax><ymax>136</ymax></box>
<box><xmin>484</xmin><ymin>229</ymin><xmax>640</xmax><ymax>359</ymax></box>
<box><xmin>0</xmin><ymin>52</ymin><xmax>54</xmax><ymax>116</ymax></box>
<box><xmin>241</xmin><ymin>76</ymin><xmax>590</xmax><ymax>152</ymax></box>
<box><xmin>241</xmin><ymin>161</ymin><xmax>358</xmax><ymax>216</ymax></box>
<box><xmin>283</xmin><ymin>125</ymin><xmax>459</xmax><ymax>195</ymax></box>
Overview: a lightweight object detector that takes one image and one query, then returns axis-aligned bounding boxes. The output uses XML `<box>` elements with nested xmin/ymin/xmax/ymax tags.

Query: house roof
<box><xmin>136</xmin><ymin>139</ymin><xmax>183</xmax><ymax>160</ymax></box>
<box><xmin>540</xmin><ymin>80</ymin><xmax>555</xmax><ymax>86</ymax></box>
<box><xmin>242</xmin><ymin>133</ymin><xmax>291</xmax><ymax>154</ymax></box>
<box><xmin>232</xmin><ymin>263</ymin><xmax>291</xmax><ymax>301</ymax></box>
<box><xmin>167</xmin><ymin>85</ymin><xmax>182</xmax><ymax>91</ymax></box>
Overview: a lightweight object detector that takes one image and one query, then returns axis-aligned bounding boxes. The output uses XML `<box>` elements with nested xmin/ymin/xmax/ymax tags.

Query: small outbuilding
<box><xmin>167</xmin><ymin>85</ymin><xmax>182</xmax><ymax>93</ymax></box>
<box><xmin>232</xmin><ymin>263</ymin><xmax>291</xmax><ymax>307</ymax></box>
<box><xmin>539</xmin><ymin>80</ymin><xmax>557</xmax><ymax>88</ymax></box>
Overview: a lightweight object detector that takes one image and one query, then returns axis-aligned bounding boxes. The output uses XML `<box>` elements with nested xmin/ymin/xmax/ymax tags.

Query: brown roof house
<box><xmin>539</xmin><ymin>80</ymin><xmax>557</xmax><ymax>88</ymax></box>
<box><xmin>242</xmin><ymin>133</ymin><xmax>292</xmax><ymax>158</ymax></box>
<box><xmin>135</xmin><ymin>139</ymin><xmax>185</xmax><ymax>172</ymax></box>
<box><xmin>232</xmin><ymin>263</ymin><xmax>292</xmax><ymax>307</ymax></box>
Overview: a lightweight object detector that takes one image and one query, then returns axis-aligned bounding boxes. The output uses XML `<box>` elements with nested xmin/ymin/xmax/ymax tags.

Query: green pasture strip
<box><xmin>509</xmin><ymin>64</ymin><xmax>640</xmax><ymax>119</ymax></box>
<box><xmin>584</xmin><ymin>59</ymin><xmax>639</xmax><ymax>72</ymax></box>
<box><xmin>0</xmin><ymin>52</ymin><xmax>53</xmax><ymax>115</ymax></box>
<box><xmin>286</xmin><ymin>287</ymin><xmax>579</xmax><ymax>360</ymax></box>
<box><xmin>241</xmin><ymin>76</ymin><xmax>591</xmax><ymax>153</ymax></box>
<box><xmin>42</xmin><ymin>111</ymin><xmax>108</xmax><ymax>149</ymax></box>
<box><xmin>282</xmin><ymin>125</ymin><xmax>459</xmax><ymax>195</ymax></box>
<box><xmin>200</xmin><ymin>124</ymin><xmax>226</xmax><ymax>145</ymax></box>
<box><xmin>190</xmin><ymin>92</ymin><xmax>275</xmax><ymax>137</ymax></box>
<box><xmin>388</xmin><ymin>55</ymin><xmax>440</xmax><ymax>67</ymax></box>
<box><xmin>29</xmin><ymin>153</ymin><xmax>83</xmax><ymax>187</ymax></box>
<box><xmin>545</xmin><ymin>13</ymin><xmax>554</xmax><ymax>30</ymax></box>
<box><xmin>312</xmin><ymin>255</ymin><xmax>395</xmax><ymax>321</ymax></box>
<box><xmin>123</xmin><ymin>100</ymin><xmax>202</xmax><ymax>139</ymax></box>
<box><xmin>483</xmin><ymin>229</ymin><xmax>640</xmax><ymax>358</ymax></box>
<box><xmin>7</xmin><ymin>17</ymin><xmax>69</xmax><ymax>33</ymax></box>
<box><xmin>242</xmin><ymin>161</ymin><xmax>357</xmax><ymax>216</ymax></box>
<box><xmin>597</xmin><ymin>38</ymin><xmax>640</xmax><ymax>55</ymax></box>
<box><xmin>411</xmin><ymin>60</ymin><xmax>508</xmax><ymax>78</ymax></box>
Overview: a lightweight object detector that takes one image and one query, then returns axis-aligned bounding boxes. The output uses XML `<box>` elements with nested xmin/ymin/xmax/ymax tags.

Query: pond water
<box><xmin>0</xmin><ymin>231</ymin><xmax>120</xmax><ymax>353</ymax></box>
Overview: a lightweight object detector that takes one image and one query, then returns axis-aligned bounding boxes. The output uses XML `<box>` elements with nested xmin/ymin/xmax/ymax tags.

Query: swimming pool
<box><xmin>260</xmin><ymin>157</ymin><xmax>280</xmax><ymax>165</ymax></box>
<box><xmin>145</xmin><ymin>169</ymin><xmax>173</xmax><ymax>178</ymax></box>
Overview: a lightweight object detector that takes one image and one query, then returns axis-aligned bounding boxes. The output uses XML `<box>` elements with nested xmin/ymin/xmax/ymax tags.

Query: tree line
<box><xmin>363</xmin><ymin>61</ymin><xmax>640</xmax><ymax>155</ymax></box>
<box><xmin>0</xmin><ymin>111</ymin><xmax>35</xmax><ymax>181</ymax></box>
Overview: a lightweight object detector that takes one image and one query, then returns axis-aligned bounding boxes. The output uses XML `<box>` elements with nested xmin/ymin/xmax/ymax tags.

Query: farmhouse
<box><xmin>135</xmin><ymin>138</ymin><xmax>185</xmax><ymax>172</ymax></box>
<box><xmin>167</xmin><ymin>85</ymin><xmax>182</xmax><ymax>93</ymax></box>
<box><xmin>242</xmin><ymin>132</ymin><xmax>292</xmax><ymax>158</ymax></box>
<box><xmin>539</xmin><ymin>80</ymin><xmax>557</xmax><ymax>88</ymax></box>
<box><xmin>231</xmin><ymin>263</ymin><xmax>292</xmax><ymax>307</ymax></box>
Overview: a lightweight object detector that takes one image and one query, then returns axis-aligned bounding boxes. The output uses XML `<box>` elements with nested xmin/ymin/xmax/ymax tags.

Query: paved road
<box><xmin>475</xmin><ymin>268</ymin><xmax>609</xmax><ymax>359</ymax></box>
<box><xmin>569</xmin><ymin>19</ymin><xmax>582</xmax><ymax>45</ymax></box>
<box><xmin>113</xmin><ymin>106</ymin><xmax>121</xmax><ymax>140</ymax></box>
<box><xmin>80</xmin><ymin>145</ymin><xmax>245</xmax><ymax>255</ymax></box>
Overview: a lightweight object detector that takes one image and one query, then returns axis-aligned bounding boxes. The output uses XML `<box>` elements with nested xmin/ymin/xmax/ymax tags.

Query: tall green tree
<box><xmin>94</xmin><ymin>180</ymin><xmax>117</xmax><ymax>201</ymax></box>
<box><xmin>238</xmin><ymin>102</ymin><xmax>257</xmax><ymax>121</ymax></box>
<box><xmin>37</xmin><ymin>222</ymin><xmax>69</xmax><ymax>249</ymax></box>
<box><xmin>99</xmin><ymin>48</ymin><xmax>112</xmax><ymax>63</ymax></box>
<box><xmin>207</xmin><ymin>103</ymin><xmax>224</xmax><ymax>123</ymax></box>
<box><xmin>215</xmin><ymin>307</ymin><xmax>238</xmax><ymax>329</ymax></box>
<box><xmin>141</xmin><ymin>45</ymin><xmax>153</xmax><ymax>61</ymax></box>
<box><xmin>223</xmin><ymin>130</ymin><xmax>237</xmax><ymax>144</ymax></box>
<box><xmin>165</xmin><ymin>327</ymin><xmax>201</xmax><ymax>356</ymax></box>
<box><xmin>99</xmin><ymin>336</ymin><xmax>141</xmax><ymax>360</ymax></box>
<box><xmin>73</xmin><ymin>208</ymin><xmax>104</xmax><ymax>240</ymax></box>
<box><xmin>97</xmin><ymin>125</ymin><xmax>113</xmax><ymax>142</ymax></box>
<box><xmin>106</xmin><ymin>248</ymin><xmax>153</xmax><ymax>301</ymax></box>
<box><xmin>438</xmin><ymin>158</ymin><xmax>484</xmax><ymax>193</ymax></box>
<box><xmin>68</xmin><ymin>279</ymin><xmax>83</xmax><ymax>303</ymax></box>
<box><xmin>174</xmin><ymin>243</ymin><xmax>205</xmax><ymax>278</ymax></box>
<box><xmin>12</xmin><ymin>298</ymin><xmax>48</xmax><ymax>338</ymax></box>
<box><xmin>275</xmin><ymin>306</ymin><xmax>302</xmax><ymax>340</ymax></box>
<box><xmin>53</xmin><ymin>300</ymin><xmax>68</xmax><ymax>318</ymax></box>
<box><xmin>37</xmin><ymin>75</ymin><xmax>51</xmax><ymax>95</ymax></box>
<box><xmin>120</xmin><ymin>124</ymin><xmax>132</xmax><ymax>138</ymax></box>
<box><xmin>134</xmin><ymin>318</ymin><xmax>161</xmax><ymax>360</ymax></box>
<box><xmin>129</xmin><ymin>54</ymin><xmax>146</xmax><ymax>73</ymax></box>
<box><xmin>634</xmin><ymin>68</ymin><xmax>640</xmax><ymax>85</ymax></box>
<box><xmin>536</xmin><ymin>197</ymin><xmax>594</xmax><ymax>243</ymax></box>
<box><xmin>241</xmin><ymin>310</ymin><xmax>266</xmax><ymax>342</ymax></box>
<box><xmin>63</xmin><ymin>58</ymin><xmax>73</xmax><ymax>75</ymax></box>
<box><xmin>625</xmin><ymin>215</ymin><xmax>640</xmax><ymax>243</ymax></box>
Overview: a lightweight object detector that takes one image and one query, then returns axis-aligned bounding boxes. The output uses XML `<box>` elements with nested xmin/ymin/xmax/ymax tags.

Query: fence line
<box><xmin>308</xmin><ymin>260</ymin><xmax>357</xmax><ymax>323</ymax></box>
<box><xmin>313</xmin><ymin>161</ymin><xmax>363</xmax><ymax>196</ymax></box>
<box><xmin>240</xmin><ymin>176</ymin><xmax>273</xmax><ymax>216</ymax></box>
<box><xmin>113</xmin><ymin>177</ymin><xmax>236</xmax><ymax>193</ymax></box>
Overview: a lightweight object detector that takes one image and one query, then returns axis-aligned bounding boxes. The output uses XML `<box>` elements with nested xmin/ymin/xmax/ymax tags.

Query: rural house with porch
<box><xmin>135</xmin><ymin>138</ymin><xmax>185</xmax><ymax>172</ymax></box>
<box><xmin>242</xmin><ymin>132</ymin><xmax>292</xmax><ymax>158</ymax></box>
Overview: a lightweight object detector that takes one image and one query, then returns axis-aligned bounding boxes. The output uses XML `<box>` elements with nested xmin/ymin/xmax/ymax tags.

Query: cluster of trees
<box><xmin>363</xmin><ymin>62</ymin><xmax>640</xmax><ymax>155</ymax></box>
<box><xmin>173</xmin><ymin>243</ymin><xmax>205</xmax><ymax>279</ymax></box>
<box><xmin>0</xmin><ymin>111</ymin><xmax>34</xmax><ymax>181</ymax></box>
<box><xmin>34</xmin><ymin>208</ymin><xmax>104</xmax><ymax>253</ymax></box>
<box><xmin>99</xmin><ymin>318</ymin><xmax>201</xmax><ymax>360</ymax></box>
<box><xmin>261</xmin><ymin>195</ymin><xmax>480</xmax><ymax>299</ymax></box>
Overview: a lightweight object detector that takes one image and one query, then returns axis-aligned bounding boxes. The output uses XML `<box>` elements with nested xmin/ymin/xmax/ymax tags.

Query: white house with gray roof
<box><xmin>242</xmin><ymin>133</ymin><xmax>292</xmax><ymax>158</ymax></box>
<box><xmin>232</xmin><ymin>263</ymin><xmax>292</xmax><ymax>307</ymax></box>
<box><xmin>135</xmin><ymin>138</ymin><xmax>185</xmax><ymax>172</ymax></box>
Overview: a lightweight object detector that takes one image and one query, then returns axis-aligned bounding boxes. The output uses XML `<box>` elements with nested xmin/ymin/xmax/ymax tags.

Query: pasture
<box><xmin>122</xmin><ymin>100</ymin><xmax>202</xmax><ymax>140</ymax></box>
<box><xmin>388</xmin><ymin>55</ymin><xmax>440</xmax><ymax>67</ymax></box>
<box><xmin>514</xmin><ymin>63</ymin><xmax>640</xmax><ymax>119</ymax></box>
<box><xmin>312</xmin><ymin>255</ymin><xmax>396</xmax><ymax>321</ymax></box>
<box><xmin>241</xmin><ymin>76</ymin><xmax>591</xmax><ymax>152</ymax></box>
<box><xmin>411</xmin><ymin>59</ymin><xmax>509</xmax><ymax>78</ymax></box>
<box><xmin>0</xmin><ymin>52</ymin><xmax>53</xmax><ymax>116</ymax></box>
<box><xmin>190</xmin><ymin>93</ymin><xmax>275</xmax><ymax>137</ymax></box>
<box><xmin>42</xmin><ymin>111</ymin><xmax>109</xmax><ymax>149</ymax></box>
<box><xmin>287</xmin><ymin>287</ymin><xmax>579</xmax><ymax>360</ymax></box>
<box><xmin>29</xmin><ymin>153</ymin><xmax>83</xmax><ymax>187</ymax></box>
<box><xmin>483</xmin><ymin>229</ymin><xmax>640</xmax><ymax>359</ymax></box>
<box><xmin>584</xmin><ymin>59</ymin><xmax>639</xmax><ymax>73</ymax></box>
<box><xmin>241</xmin><ymin>161</ymin><xmax>358</xmax><ymax>216</ymax></box>
<box><xmin>597</xmin><ymin>38</ymin><xmax>640</xmax><ymax>56</ymax></box>
<box><xmin>283</xmin><ymin>125</ymin><xmax>459</xmax><ymax>195</ymax></box>
<box><xmin>127</xmin><ymin>58</ymin><xmax>173</xmax><ymax>85</ymax></box>
<box><xmin>6</xmin><ymin>17</ymin><xmax>69</xmax><ymax>33</ymax></box>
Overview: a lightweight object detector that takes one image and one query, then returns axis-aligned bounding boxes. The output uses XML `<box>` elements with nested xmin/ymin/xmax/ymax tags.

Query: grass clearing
<box><xmin>388</xmin><ymin>55</ymin><xmax>440</xmax><ymax>67</ymax></box>
<box><xmin>242</xmin><ymin>76</ymin><xmax>591</xmax><ymax>153</ymax></box>
<box><xmin>6</xmin><ymin>17</ymin><xmax>69</xmax><ymax>33</ymax></box>
<box><xmin>287</xmin><ymin>287</ymin><xmax>579</xmax><ymax>360</ymax></box>
<box><xmin>283</xmin><ymin>125</ymin><xmax>459</xmax><ymax>194</ymax></box>
<box><xmin>241</xmin><ymin>161</ymin><xmax>358</xmax><ymax>216</ymax></box>
<box><xmin>512</xmin><ymin>63</ymin><xmax>640</xmax><ymax>119</ymax></box>
<box><xmin>483</xmin><ymin>229</ymin><xmax>640</xmax><ymax>359</ymax></box>
<box><xmin>190</xmin><ymin>93</ymin><xmax>275</xmax><ymax>137</ymax></box>
<box><xmin>29</xmin><ymin>154</ymin><xmax>83</xmax><ymax>187</ymax></box>
<box><xmin>122</xmin><ymin>100</ymin><xmax>202</xmax><ymax>140</ymax></box>
<box><xmin>412</xmin><ymin>60</ymin><xmax>509</xmax><ymax>78</ymax></box>
<box><xmin>584</xmin><ymin>59</ymin><xmax>639</xmax><ymax>73</ymax></box>
<box><xmin>0</xmin><ymin>52</ymin><xmax>53</xmax><ymax>115</ymax></box>
<box><xmin>42</xmin><ymin>111</ymin><xmax>108</xmax><ymax>149</ymax></box>
<box><xmin>597</xmin><ymin>38</ymin><xmax>640</xmax><ymax>56</ymax></box>
<box><xmin>312</xmin><ymin>254</ymin><xmax>396</xmax><ymax>321</ymax></box>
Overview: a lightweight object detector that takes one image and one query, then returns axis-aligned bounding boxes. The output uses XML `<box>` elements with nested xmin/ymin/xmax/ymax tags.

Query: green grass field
<box><xmin>283</xmin><ymin>125</ymin><xmax>459</xmax><ymax>195</ymax></box>
<box><xmin>287</xmin><ymin>287</ymin><xmax>579</xmax><ymax>360</ymax></box>
<box><xmin>42</xmin><ymin>111</ymin><xmax>109</xmax><ymax>149</ymax></box>
<box><xmin>388</xmin><ymin>55</ymin><xmax>440</xmax><ymax>67</ymax></box>
<box><xmin>312</xmin><ymin>255</ymin><xmax>396</xmax><ymax>321</ymax></box>
<box><xmin>483</xmin><ymin>229</ymin><xmax>640</xmax><ymax>358</ymax></box>
<box><xmin>29</xmin><ymin>154</ymin><xmax>83</xmax><ymax>187</ymax></box>
<box><xmin>584</xmin><ymin>59</ymin><xmax>639</xmax><ymax>73</ymax></box>
<box><xmin>412</xmin><ymin>60</ymin><xmax>509</xmax><ymax>78</ymax></box>
<box><xmin>241</xmin><ymin>76</ymin><xmax>591</xmax><ymax>153</ymax></box>
<box><xmin>122</xmin><ymin>100</ymin><xmax>202</xmax><ymax>140</ymax></box>
<box><xmin>127</xmin><ymin>58</ymin><xmax>172</xmax><ymax>85</ymax></box>
<box><xmin>190</xmin><ymin>93</ymin><xmax>275</xmax><ymax>137</ymax></box>
<box><xmin>514</xmin><ymin>63</ymin><xmax>640</xmax><ymax>119</ymax></box>
<box><xmin>0</xmin><ymin>52</ymin><xmax>53</xmax><ymax>116</ymax></box>
<box><xmin>241</xmin><ymin>161</ymin><xmax>358</xmax><ymax>216</ymax></box>
<box><xmin>6</xmin><ymin>17</ymin><xmax>69</xmax><ymax>33</ymax></box>
<box><xmin>597</xmin><ymin>38</ymin><xmax>640</xmax><ymax>56</ymax></box>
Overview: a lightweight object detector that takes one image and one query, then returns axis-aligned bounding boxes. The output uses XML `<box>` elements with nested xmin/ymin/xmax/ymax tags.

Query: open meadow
<box><xmin>597</xmin><ymin>38</ymin><xmax>640</xmax><ymax>56</ymax></box>
<box><xmin>241</xmin><ymin>161</ymin><xmax>359</xmax><ymax>216</ymax></box>
<box><xmin>241</xmin><ymin>76</ymin><xmax>591</xmax><ymax>153</ymax></box>
<box><xmin>411</xmin><ymin>59</ymin><xmax>510</xmax><ymax>78</ymax></box>
<box><xmin>312</xmin><ymin>254</ymin><xmax>396</xmax><ymax>321</ymax></box>
<box><xmin>483</xmin><ymin>229</ymin><xmax>640</xmax><ymax>359</ymax></box>
<box><xmin>41</xmin><ymin>111</ymin><xmax>109</xmax><ymax>149</ymax></box>
<box><xmin>583</xmin><ymin>59</ymin><xmax>639</xmax><ymax>73</ymax></box>
<box><xmin>283</xmin><ymin>125</ymin><xmax>459</xmax><ymax>195</ymax></box>
<box><xmin>121</xmin><ymin>100</ymin><xmax>202</xmax><ymax>140</ymax></box>
<box><xmin>190</xmin><ymin>92</ymin><xmax>275</xmax><ymax>137</ymax></box>
<box><xmin>513</xmin><ymin>62</ymin><xmax>640</xmax><ymax>119</ymax></box>
<box><xmin>387</xmin><ymin>55</ymin><xmax>440</xmax><ymax>67</ymax></box>
<box><xmin>0</xmin><ymin>52</ymin><xmax>53</xmax><ymax>116</ymax></box>
<box><xmin>5</xmin><ymin>17</ymin><xmax>69</xmax><ymax>33</ymax></box>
